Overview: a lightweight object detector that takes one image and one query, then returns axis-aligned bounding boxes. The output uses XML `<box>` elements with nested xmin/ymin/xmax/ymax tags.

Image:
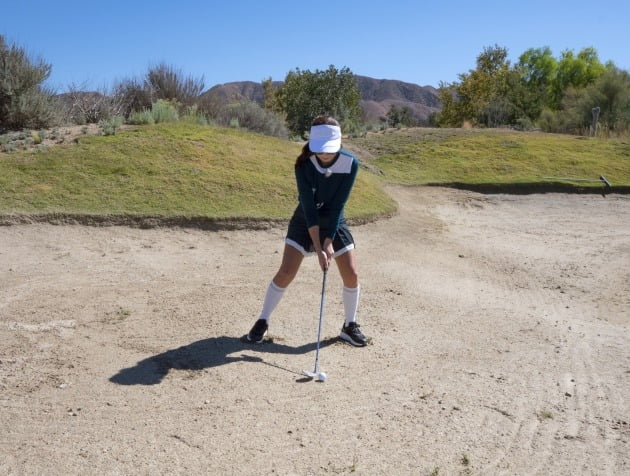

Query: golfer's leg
<box><xmin>273</xmin><ymin>244</ymin><xmax>304</xmax><ymax>288</ymax></box>
<box><xmin>335</xmin><ymin>250</ymin><xmax>360</xmax><ymax>325</ymax></box>
<box><xmin>259</xmin><ymin>245</ymin><xmax>303</xmax><ymax>320</ymax></box>
<box><xmin>335</xmin><ymin>249</ymin><xmax>358</xmax><ymax>288</ymax></box>
<box><xmin>249</xmin><ymin>245</ymin><xmax>304</xmax><ymax>342</ymax></box>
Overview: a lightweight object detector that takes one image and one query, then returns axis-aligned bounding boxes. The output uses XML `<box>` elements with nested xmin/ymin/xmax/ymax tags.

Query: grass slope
<box><xmin>2</xmin><ymin>125</ymin><xmax>628</xmax><ymax>224</ymax></box>
<box><xmin>0</xmin><ymin>123</ymin><xmax>397</xmax><ymax>223</ymax></box>
<box><xmin>349</xmin><ymin>128</ymin><xmax>630</xmax><ymax>192</ymax></box>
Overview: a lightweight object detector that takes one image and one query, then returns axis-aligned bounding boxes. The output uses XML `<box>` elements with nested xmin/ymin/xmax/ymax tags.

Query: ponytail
<box><xmin>295</xmin><ymin>143</ymin><xmax>312</xmax><ymax>168</ymax></box>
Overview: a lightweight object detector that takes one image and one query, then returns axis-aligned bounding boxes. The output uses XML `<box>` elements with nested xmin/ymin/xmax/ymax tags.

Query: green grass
<box><xmin>2</xmin><ymin>124</ymin><xmax>628</xmax><ymax>224</ymax></box>
<box><xmin>0</xmin><ymin>122</ymin><xmax>396</xmax><ymax>222</ymax></box>
<box><xmin>348</xmin><ymin>128</ymin><xmax>630</xmax><ymax>191</ymax></box>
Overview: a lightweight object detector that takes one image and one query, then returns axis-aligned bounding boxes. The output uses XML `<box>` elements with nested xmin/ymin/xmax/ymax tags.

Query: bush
<box><xmin>33</xmin><ymin>130</ymin><xmax>45</xmax><ymax>144</ymax></box>
<box><xmin>180</xmin><ymin>105</ymin><xmax>208</xmax><ymax>125</ymax></box>
<box><xmin>151</xmin><ymin>100</ymin><xmax>179</xmax><ymax>123</ymax></box>
<box><xmin>0</xmin><ymin>35</ymin><xmax>60</xmax><ymax>131</ymax></box>
<box><xmin>112</xmin><ymin>77</ymin><xmax>152</xmax><ymax>118</ymax></box>
<box><xmin>127</xmin><ymin>109</ymin><xmax>155</xmax><ymax>125</ymax></box>
<box><xmin>61</xmin><ymin>86</ymin><xmax>113</xmax><ymax>124</ymax></box>
<box><xmin>218</xmin><ymin>101</ymin><xmax>288</xmax><ymax>138</ymax></box>
<box><xmin>181</xmin><ymin>113</ymin><xmax>208</xmax><ymax>126</ymax></box>
<box><xmin>99</xmin><ymin>116</ymin><xmax>124</xmax><ymax>136</ymax></box>
<box><xmin>145</xmin><ymin>63</ymin><xmax>205</xmax><ymax>108</ymax></box>
<box><xmin>514</xmin><ymin>117</ymin><xmax>535</xmax><ymax>131</ymax></box>
<box><xmin>538</xmin><ymin>108</ymin><xmax>562</xmax><ymax>133</ymax></box>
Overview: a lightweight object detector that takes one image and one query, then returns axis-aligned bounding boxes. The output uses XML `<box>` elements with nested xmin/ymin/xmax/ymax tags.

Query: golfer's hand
<box><xmin>317</xmin><ymin>249</ymin><xmax>330</xmax><ymax>271</ymax></box>
<box><xmin>323</xmin><ymin>238</ymin><xmax>334</xmax><ymax>261</ymax></box>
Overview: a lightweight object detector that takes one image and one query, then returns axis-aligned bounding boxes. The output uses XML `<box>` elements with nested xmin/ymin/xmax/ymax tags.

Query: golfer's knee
<box><xmin>273</xmin><ymin>267</ymin><xmax>296</xmax><ymax>288</ymax></box>
<box><xmin>342</xmin><ymin>270</ymin><xmax>359</xmax><ymax>288</ymax></box>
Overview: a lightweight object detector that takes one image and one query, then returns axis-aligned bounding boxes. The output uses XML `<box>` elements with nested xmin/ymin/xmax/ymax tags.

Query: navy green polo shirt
<box><xmin>294</xmin><ymin>149</ymin><xmax>359</xmax><ymax>240</ymax></box>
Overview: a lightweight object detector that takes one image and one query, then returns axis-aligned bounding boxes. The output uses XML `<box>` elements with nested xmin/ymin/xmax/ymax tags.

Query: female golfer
<box><xmin>247</xmin><ymin>115</ymin><xmax>368</xmax><ymax>347</ymax></box>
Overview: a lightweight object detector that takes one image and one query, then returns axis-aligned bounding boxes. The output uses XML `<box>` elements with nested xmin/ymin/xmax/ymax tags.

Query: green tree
<box><xmin>437</xmin><ymin>45</ymin><xmax>513</xmax><ymax>127</ymax></box>
<box><xmin>515</xmin><ymin>46</ymin><xmax>558</xmax><ymax>119</ymax></box>
<box><xmin>280</xmin><ymin>65</ymin><xmax>361</xmax><ymax>137</ymax></box>
<box><xmin>561</xmin><ymin>67</ymin><xmax>630</xmax><ymax>135</ymax></box>
<box><xmin>0</xmin><ymin>35</ymin><xmax>58</xmax><ymax>131</ymax></box>
<box><xmin>386</xmin><ymin>104</ymin><xmax>415</xmax><ymax>127</ymax></box>
<box><xmin>436</xmin><ymin>82</ymin><xmax>461</xmax><ymax>127</ymax></box>
<box><xmin>261</xmin><ymin>77</ymin><xmax>284</xmax><ymax>115</ymax></box>
<box><xmin>549</xmin><ymin>47</ymin><xmax>606</xmax><ymax>109</ymax></box>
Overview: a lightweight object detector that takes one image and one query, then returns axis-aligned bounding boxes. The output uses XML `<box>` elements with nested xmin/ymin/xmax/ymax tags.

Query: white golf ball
<box><xmin>317</xmin><ymin>372</ymin><xmax>327</xmax><ymax>382</ymax></box>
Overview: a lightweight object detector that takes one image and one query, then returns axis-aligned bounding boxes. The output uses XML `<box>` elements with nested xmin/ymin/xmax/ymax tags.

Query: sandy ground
<box><xmin>1</xmin><ymin>185</ymin><xmax>629</xmax><ymax>475</ymax></box>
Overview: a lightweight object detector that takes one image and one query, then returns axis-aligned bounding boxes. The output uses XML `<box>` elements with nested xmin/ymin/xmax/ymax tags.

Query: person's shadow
<box><xmin>109</xmin><ymin>335</ymin><xmax>338</xmax><ymax>385</ymax></box>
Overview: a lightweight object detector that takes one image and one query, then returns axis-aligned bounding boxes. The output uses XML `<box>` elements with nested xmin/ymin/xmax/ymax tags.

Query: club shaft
<box><xmin>312</xmin><ymin>269</ymin><xmax>327</xmax><ymax>374</ymax></box>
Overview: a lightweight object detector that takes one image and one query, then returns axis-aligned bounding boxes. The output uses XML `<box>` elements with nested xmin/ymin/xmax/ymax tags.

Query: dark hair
<box><xmin>295</xmin><ymin>115</ymin><xmax>341</xmax><ymax>168</ymax></box>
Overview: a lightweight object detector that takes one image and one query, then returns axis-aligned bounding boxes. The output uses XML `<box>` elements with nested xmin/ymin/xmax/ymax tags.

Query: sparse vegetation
<box><xmin>436</xmin><ymin>45</ymin><xmax>630</xmax><ymax>136</ymax></box>
<box><xmin>348</xmin><ymin>127</ymin><xmax>630</xmax><ymax>191</ymax></box>
<box><xmin>0</xmin><ymin>35</ymin><xmax>60</xmax><ymax>132</ymax></box>
<box><xmin>217</xmin><ymin>101</ymin><xmax>288</xmax><ymax>138</ymax></box>
<box><xmin>150</xmin><ymin>99</ymin><xmax>179</xmax><ymax>124</ymax></box>
<box><xmin>0</xmin><ymin>122</ymin><xmax>396</xmax><ymax>222</ymax></box>
<box><xmin>99</xmin><ymin>116</ymin><xmax>124</xmax><ymax>136</ymax></box>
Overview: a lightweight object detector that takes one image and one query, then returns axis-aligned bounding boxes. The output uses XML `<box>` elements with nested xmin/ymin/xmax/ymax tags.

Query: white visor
<box><xmin>309</xmin><ymin>124</ymin><xmax>341</xmax><ymax>153</ymax></box>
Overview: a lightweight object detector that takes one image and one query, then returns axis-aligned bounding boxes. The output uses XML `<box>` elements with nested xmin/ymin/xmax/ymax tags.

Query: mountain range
<box><xmin>203</xmin><ymin>75</ymin><xmax>441</xmax><ymax>123</ymax></box>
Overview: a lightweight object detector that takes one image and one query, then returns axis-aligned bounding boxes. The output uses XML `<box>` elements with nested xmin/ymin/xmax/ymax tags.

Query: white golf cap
<box><xmin>309</xmin><ymin>124</ymin><xmax>341</xmax><ymax>153</ymax></box>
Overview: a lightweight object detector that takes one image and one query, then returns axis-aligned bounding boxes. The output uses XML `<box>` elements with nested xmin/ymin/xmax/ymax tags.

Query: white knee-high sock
<box><xmin>259</xmin><ymin>280</ymin><xmax>286</xmax><ymax>322</ymax></box>
<box><xmin>343</xmin><ymin>285</ymin><xmax>360</xmax><ymax>326</ymax></box>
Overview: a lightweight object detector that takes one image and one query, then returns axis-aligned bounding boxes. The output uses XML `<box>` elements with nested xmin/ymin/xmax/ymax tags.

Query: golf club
<box><xmin>542</xmin><ymin>175</ymin><xmax>612</xmax><ymax>188</ymax></box>
<box><xmin>542</xmin><ymin>175</ymin><xmax>612</xmax><ymax>196</ymax></box>
<box><xmin>302</xmin><ymin>269</ymin><xmax>328</xmax><ymax>382</ymax></box>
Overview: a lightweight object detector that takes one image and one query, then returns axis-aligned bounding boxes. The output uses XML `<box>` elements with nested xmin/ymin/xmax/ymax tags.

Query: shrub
<box><xmin>145</xmin><ymin>63</ymin><xmax>205</xmax><ymax>108</ymax></box>
<box><xmin>99</xmin><ymin>116</ymin><xmax>124</xmax><ymax>136</ymax></box>
<box><xmin>219</xmin><ymin>101</ymin><xmax>288</xmax><ymax>138</ymax></box>
<box><xmin>33</xmin><ymin>130</ymin><xmax>45</xmax><ymax>144</ymax></box>
<box><xmin>112</xmin><ymin>77</ymin><xmax>152</xmax><ymax>118</ymax></box>
<box><xmin>151</xmin><ymin>100</ymin><xmax>179</xmax><ymax>123</ymax></box>
<box><xmin>538</xmin><ymin>108</ymin><xmax>562</xmax><ymax>133</ymax></box>
<box><xmin>181</xmin><ymin>113</ymin><xmax>208</xmax><ymax>126</ymax></box>
<box><xmin>180</xmin><ymin>105</ymin><xmax>208</xmax><ymax>125</ymax></box>
<box><xmin>514</xmin><ymin>117</ymin><xmax>535</xmax><ymax>131</ymax></box>
<box><xmin>0</xmin><ymin>35</ymin><xmax>60</xmax><ymax>131</ymax></box>
<box><xmin>128</xmin><ymin>109</ymin><xmax>155</xmax><ymax>125</ymax></box>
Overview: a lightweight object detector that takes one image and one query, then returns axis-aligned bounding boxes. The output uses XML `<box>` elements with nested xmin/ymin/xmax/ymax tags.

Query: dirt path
<box><xmin>1</xmin><ymin>186</ymin><xmax>629</xmax><ymax>475</ymax></box>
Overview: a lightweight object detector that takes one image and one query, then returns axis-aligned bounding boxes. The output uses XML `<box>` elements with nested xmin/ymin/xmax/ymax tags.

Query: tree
<box><xmin>386</xmin><ymin>104</ymin><xmax>415</xmax><ymax>127</ymax></box>
<box><xmin>515</xmin><ymin>46</ymin><xmax>558</xmax><ymax>119</ymax></box>
<box><xmin>280</xmin><ymin>65</ymin><xmax>361</xmax><ymax>137</ymax></box>
<box><xmin>0</xmin><ymin>35</ymin><xmax>58</xmax><ymax>131</ymax></box>
<box><xmin>437</xmin><ymin>45</ymin><xmax>513</xmax><ymax>127</ymax></box>
<box><xmin>144</xmin><ymin>63</ymin><xmax>205</xmax><ymax>108</ymax></box>
<box><xmin>261</xmin><ymin>77</ymin><xmax>284</xmax><ymax>115</ymax></box>
<box><xmin>561</xmin><ymin>67</ymin><xmax>630</xmax><ymax>135</ymax></box>
<box><xmin>549</xmin><ymin>47</ymin><xmax>606</xmax><ymax>109</ymax></box>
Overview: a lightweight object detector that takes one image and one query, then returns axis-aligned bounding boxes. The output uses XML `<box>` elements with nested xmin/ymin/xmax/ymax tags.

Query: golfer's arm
<box><xmin>326</xmin><ymin>161</ymin><xmax>358</xmax><ymax>240</ymax></box>
<box><xmin>308</xmin><ymin>226</ymin><xmax>323</xmax><ymax>253</ymax></box>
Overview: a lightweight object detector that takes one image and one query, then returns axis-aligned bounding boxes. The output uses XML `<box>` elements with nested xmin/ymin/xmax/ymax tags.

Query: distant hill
<box><xmin>202</xmin><ymin>75</ymin><xmax>441</xmax><ymax>123</ymax></box>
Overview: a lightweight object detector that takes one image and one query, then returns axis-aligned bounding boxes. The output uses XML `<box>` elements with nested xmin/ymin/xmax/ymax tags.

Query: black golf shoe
<box><xmin>247</xmin><ymin>319</ymin><xmax>268</xmax><ymax>343</ymax></box>
<box><xmin>340</xmin><ymin>322</ymin><xmax>368</xmax><ymax>347</ymax></box>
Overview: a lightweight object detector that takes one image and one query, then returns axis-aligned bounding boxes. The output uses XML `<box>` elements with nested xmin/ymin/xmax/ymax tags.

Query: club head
<box><xmin>302</xmin><ymin>370</ymin><xmax>327</xmax><ymax>382</ymax></box>
<box><xmin>302</xmin><ymin>370</ymin><xmax>317</xmax><ymax>379</ymax></box>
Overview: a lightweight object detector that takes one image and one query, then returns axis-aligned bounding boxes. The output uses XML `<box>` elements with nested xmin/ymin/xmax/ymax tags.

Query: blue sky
<box><xmin>3</xmin><ymin>0</ymin><xmax>629</xmax><ymax>93</ymax></box>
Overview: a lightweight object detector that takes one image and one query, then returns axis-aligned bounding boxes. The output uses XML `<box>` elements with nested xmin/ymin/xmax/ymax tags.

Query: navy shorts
<box><xmin>285</xmin><ymin>208</ymin><xmax>355</xmax><ymax>257</ymax></box>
